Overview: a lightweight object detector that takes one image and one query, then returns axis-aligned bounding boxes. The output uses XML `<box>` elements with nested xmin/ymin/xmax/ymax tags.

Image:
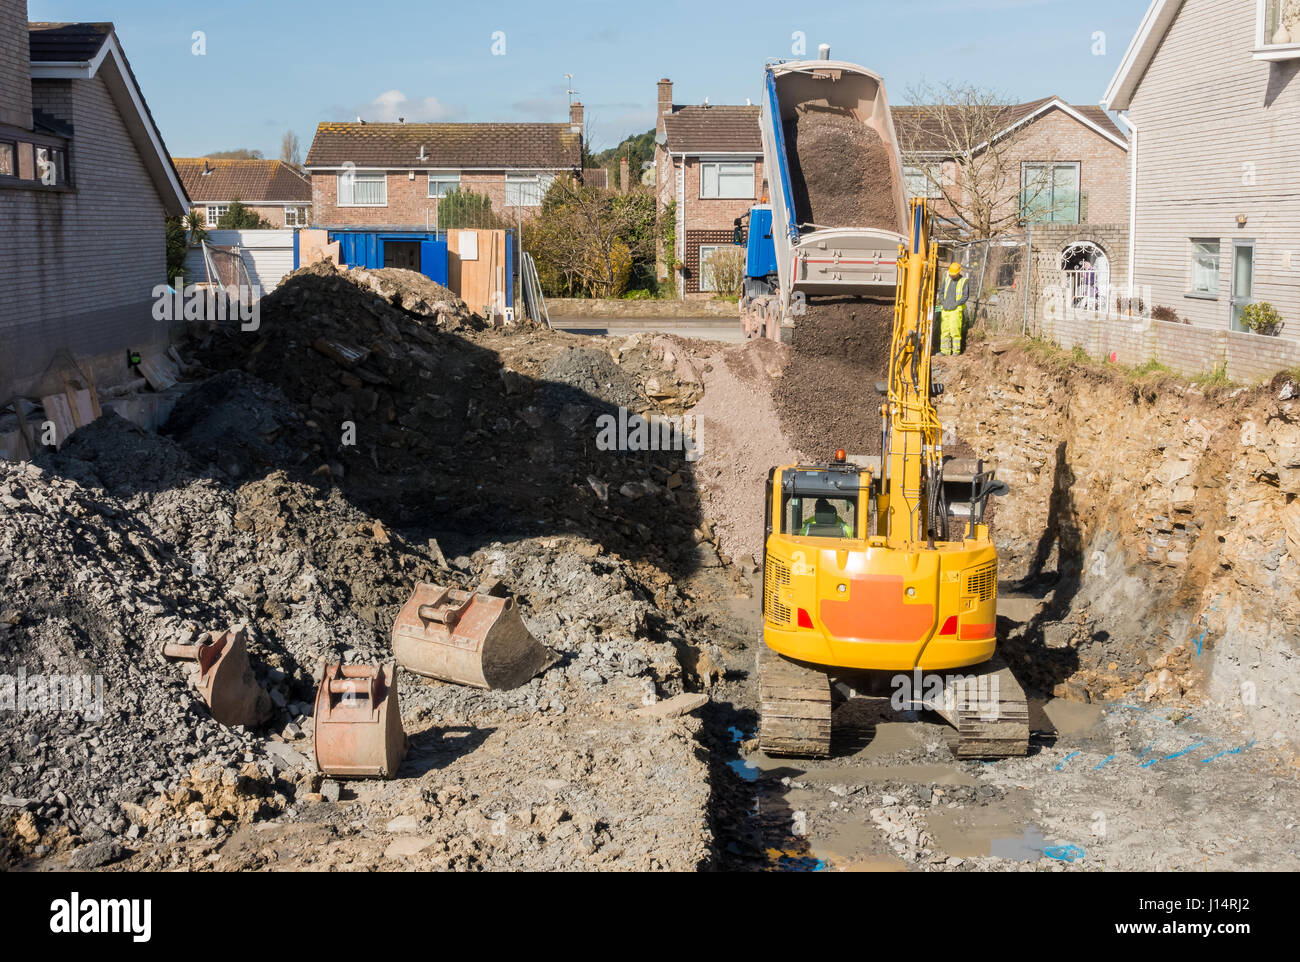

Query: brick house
<box><xmin>894</xmin><ymin>96</ymin><xmax>1131</xmax><ymax>290</ymax></box>
<box><xmin>653</xmin><ymin>79</ymin><xmax>764</xmax><ymax>298</ymax></box>
<box><xmin>1103</xmin><ymin>0</ymin><xmax>1300</xmax><ymax>338</ymax></box>
<box><xmin>174</xmin><ymin>158</ymin><xmax>311</xmax><ymax>228</ymax></box>
<box><xmin>0</xmin><ymin>8</ymin><xmax>188</xmax><ymax>405</ymax></box>
<box><xmin>303</xmin><ymin>105</ymin><xmax>585</xmax><ymax>230</ymax></box>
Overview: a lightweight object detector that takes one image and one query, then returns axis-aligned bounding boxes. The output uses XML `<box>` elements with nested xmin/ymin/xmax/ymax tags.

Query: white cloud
<box><xmin>357</xmin><ymin>89</ymin><xmax>460</xmax><ymax>122</ymax></box>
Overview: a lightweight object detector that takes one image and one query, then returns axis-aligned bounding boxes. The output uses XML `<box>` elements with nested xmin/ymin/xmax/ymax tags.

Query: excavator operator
<box><xmin>800</xmin><ymin>498</ymin><xmax>853</xmax><ymax>538</ymax></box>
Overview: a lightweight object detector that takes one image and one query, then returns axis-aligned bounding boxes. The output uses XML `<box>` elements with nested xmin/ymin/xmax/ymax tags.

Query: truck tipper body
<box><xmin>741</xmin><ymin>59</ymin><xmax>909</xmax><ymax>341</ymax></box>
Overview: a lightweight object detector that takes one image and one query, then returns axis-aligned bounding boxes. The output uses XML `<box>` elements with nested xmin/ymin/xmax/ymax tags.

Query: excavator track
<box><xmin>758</xmin><ymin>646</ymin><xmax>832</xmax><ymax>758</ymax></box>
<box><xmin>934</xmin><ymin>657</ymin><xmax>1030</xmax><ymax>759</ymax></box>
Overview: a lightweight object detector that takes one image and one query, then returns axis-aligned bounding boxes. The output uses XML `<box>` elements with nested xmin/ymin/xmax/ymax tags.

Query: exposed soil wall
<box><xmin>937</xmin><ymin>342</ymin><xmax>1300</xmax><ymax>748</ymax></box>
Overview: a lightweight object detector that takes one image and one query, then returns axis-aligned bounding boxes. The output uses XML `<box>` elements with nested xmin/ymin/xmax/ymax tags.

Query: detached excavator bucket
<box><xmin>312</xmin><ymin>662</ymin><xmax>407</xmax><ymax>779</ymax></box>
<box><xmin>392</xmin><ymin>581</ymin><xmax>557</xmax><ymax>690</ymax></box>
<box><xmin>163</xmin><ymin>626</ymin><xmax>271</xmax><ymax>728</ymax></box>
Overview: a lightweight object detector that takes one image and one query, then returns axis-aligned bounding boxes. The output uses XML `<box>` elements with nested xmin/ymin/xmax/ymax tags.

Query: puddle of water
<box><xmin>990</xmin><ymin>823</ymin><xmax>1050</xmax><ymax>861</ymax></box>
<box><xmin>1042</xmin><ymin>698</ymin><xmax>1105</xmax><ymax>736</ymax></box>
<box><xmin>728</xmin><ymin>758</ymin><xmax>761</xmax><ymax>782</ymax></box>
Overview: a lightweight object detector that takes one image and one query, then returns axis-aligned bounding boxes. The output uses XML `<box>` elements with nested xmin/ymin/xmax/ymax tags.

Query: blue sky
<box><xmin>29</xmin><ymin>0</ymin><xmax>1149</xmax><ymax>157</ymax></box>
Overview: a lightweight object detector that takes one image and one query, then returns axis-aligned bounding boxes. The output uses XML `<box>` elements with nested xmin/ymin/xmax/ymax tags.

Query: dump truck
<box><xmin>739</xmin><ymin>51</ymin><xmax>910</xmax><ymax>341</ymax></box>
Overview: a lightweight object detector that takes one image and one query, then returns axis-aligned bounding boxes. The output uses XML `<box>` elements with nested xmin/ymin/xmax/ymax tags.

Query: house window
<box><xmin>205</xmin><ymin>204</ymin><xmax>229</xmax><ymax>226</ymax></box>
<box><xmin>337</xmin><ymin>171</ymin><xmax>387</xmax><ymax>206</ymax></box>
<box><xmin>1257</xmin><ymin>0</ymin><xmax>1300</xmax><ymax>58</ymax></box>
<box><xmin>34</xmin><ymin>145</ymin><xmax>67</xmax><ymax>186</ymax></box>
<box><xmin>904</xmin><ymin>163</ymin><xmax>942</xmax><ymax>200</ymax></box>
<box><xmin>0</xmin><ymin>142</ymin><xmax>13</xmax><ymax>177</ymax></box>
<box><xmin>428</xmin><ymin>171</ymin><xmax>461</xmax><ymax>198</ymax></box>
<box><xmin>1189</xmin><ymin>239</ymin><xmax>1221</xmax><ymax>297</ymax></box>
<box><xmin>700</xmin><ymin>162</ymin><xmax>754</xmax><ymax>200</ymax></box>
<box><xmin>284</xmin><ymin>206</ymin><xmax>310</xmax><ymax>227</ymax></box>
<box><xmin>1021</xmin><ymin>162</ymin><xmax>1080</xmax><ymax>224</ymax></box>
<box><xmin>697</xmin><ymin>245</ymin><xmax>721</xmax><ymax>292</ymax></box>
<box><xmin>506</xmin><ymin>172</ymin><xmax>555</xmax><ymax>207</ymax></box>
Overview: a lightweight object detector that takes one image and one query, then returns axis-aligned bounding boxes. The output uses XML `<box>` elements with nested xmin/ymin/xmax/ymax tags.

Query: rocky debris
<box><xmin>345</xmin><ymin>267</ymin><xmax>479</xmax><ymax>332</ymax></box>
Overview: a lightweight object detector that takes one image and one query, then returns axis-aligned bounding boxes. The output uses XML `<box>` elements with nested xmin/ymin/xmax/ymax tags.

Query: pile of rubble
<box><xmin>0</xmin><ymin>263</ymin><xmax>733</xmax><ymax>869</ymax></box>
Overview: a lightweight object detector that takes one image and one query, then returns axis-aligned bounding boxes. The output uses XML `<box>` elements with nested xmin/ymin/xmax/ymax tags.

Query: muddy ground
<box><xmin>3</xmin><ymin>267</ymin><xmax>1298</xmax><ymax>872</ymax></box>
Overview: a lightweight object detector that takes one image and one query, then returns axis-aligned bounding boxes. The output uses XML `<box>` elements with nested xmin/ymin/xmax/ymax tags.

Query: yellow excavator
<box><xmin>758</xmin><ymin>198</ymin><xmax>1028</xmax><ymax>759</ymax></box>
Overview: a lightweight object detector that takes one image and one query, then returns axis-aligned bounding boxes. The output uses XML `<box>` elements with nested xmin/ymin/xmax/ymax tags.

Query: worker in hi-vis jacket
<box><xmin>939</xmin><ymin>262</ymin><xmax>970</xmax><ymax>356</ymax></box>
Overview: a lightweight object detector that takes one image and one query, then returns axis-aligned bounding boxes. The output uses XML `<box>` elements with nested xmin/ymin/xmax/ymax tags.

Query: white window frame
<box><xmin>904</xmin><ymin>162</ymin><xmax>943</xmax><ymax>200</ymax></box>
<box><xmin>1255</xmin><ymin>0</ymin><xmax>1300</xmax><ymax>60</ymax></box>
<box><xmin>1188</xmin><ymin>238</ymin><xmax>1221</xmax><ymax>299</ymax></box>
<box><xmin>1020</xmin><ymin>161</ymin><xmax>1080</xmax><ymax>225</ymax></box>
<box><xmin>699</xmin><ymin>161</ymin><xmax>755</xmax><ymax>200</ymax></box>
<box><xmin>205</xmin><ymin>204</ymin><xmax>229</xmax><ymax>226</ymax></box>
<box><xmin>428</xmin><ymin>170</ymin><xmax>461</xmax><ymax>198</ymax></box>
<box><xmin>284</xmin><ymin>205</ymin><xmax>310</xmax><ymax>227</ymax></box>
<box><xmin>505</xmin><ymin>171</ymin><xmax>554</xmax><ymax>208</ymax></box>
<box><xmin>698</xmin><ymin>244</ymin><xmax>725</xmax><ymax>292</ymax></box>
<box><xmin>337</xmin><ymin>170</ymin><xmax>387</xmax><ymax>207</ymax></box>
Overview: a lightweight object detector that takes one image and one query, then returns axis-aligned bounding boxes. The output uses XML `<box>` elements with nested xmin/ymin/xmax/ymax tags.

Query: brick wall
<box><xmin>0</xmin><ymin>0</ymin><xmax>30</xmax><ymax>130</ymax></box>
<box><xmin>0</xmin><ymin>72</ymin><xmax>169</xmax><ymax>401</ymax></box>
<box><xmin>1033</xmin><ymin>308</ymin><xmax>1300</xmax><ymax>383</ymax></box>
<box><xmin>683</xmin><ymin>229</ymin><xmax>738</xmax><ymax>295</ymax></box>
<box><xmin>312</xmin><ymin>170</ymin><xmax>555</xmax><ymax>228</ymax></box>
<box><xmin>679</xmin><ymin>156</ymin><xmax>765</xmax><ymax>233</ymax></box>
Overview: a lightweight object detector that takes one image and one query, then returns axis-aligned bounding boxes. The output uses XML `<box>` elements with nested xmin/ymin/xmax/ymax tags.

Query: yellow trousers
<box><xmin>940</xmin><ymin>308</ymin><xmax>964</xmax><ymax>354</ymax></box>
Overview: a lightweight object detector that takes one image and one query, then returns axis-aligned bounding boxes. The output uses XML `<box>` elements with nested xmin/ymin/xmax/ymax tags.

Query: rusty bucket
<box><xmin>162</xmin><ymin>626</ymin><xmax>271</xmax><ymax>728</ymax></box>
<box><xmin>312</xmin><ymin>662</ymin><xmax>407</xmax><ymax>779</ymax></box>
<box><xmin>392</xmin><ymin>581</ymin><xmax>557</xmax><ymax>690</ymax></box>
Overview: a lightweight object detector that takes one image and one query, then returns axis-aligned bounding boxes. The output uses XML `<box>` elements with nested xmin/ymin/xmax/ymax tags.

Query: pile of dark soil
<box><xmin>774</xmin><ymin>296</ymin><xmax>895</xmax><ymax>458</ymax></box>
<box><xmin>784</xmin><ymin>108</ymin><xmax>898</xmax><ymax>231</ymax></box>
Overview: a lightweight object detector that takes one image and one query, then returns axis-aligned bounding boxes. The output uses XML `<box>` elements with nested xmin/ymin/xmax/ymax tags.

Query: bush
<box><xmin>1240</xmin><ymin>301</ymin><xmax>1284</xmax><ymax>336</ymax></box>
<box><xmin>703</xmin><ymin>246</ymin><xmax>746</xmax><ymax>298</ymax></box>
<box><xmin>1150</xmin><ymin>305</ymin><xmax>1182</xmax><ymax>323</ymax></box>
<box><xmin>215</xmin><ymin>199</ymin><xmax>275</xmax><ymax>230</ymax></box>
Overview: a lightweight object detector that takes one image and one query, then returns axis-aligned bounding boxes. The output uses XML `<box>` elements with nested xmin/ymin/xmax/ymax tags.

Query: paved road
<box><xmin>551</xmin><ymin>317</ymin><xmax>746</xmax><ymax>343</ymax></box>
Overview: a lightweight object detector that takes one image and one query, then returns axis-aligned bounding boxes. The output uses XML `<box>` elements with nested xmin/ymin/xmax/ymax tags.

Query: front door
<box><xmin>1230</xmin><ymin>240</ymin><xmax>1255</xmax><ymax>332</ymax></box>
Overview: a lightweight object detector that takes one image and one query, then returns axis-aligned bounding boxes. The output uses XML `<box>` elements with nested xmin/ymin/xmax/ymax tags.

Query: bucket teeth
<box><xmin>312</xmin><ymin>662</ymin><xmax>407</xmax><ymax>780</ymax></box>
<box><xmin>162</xmin><ymin>626</ymin><xmax>272</xmax><ymax>729</ymax></box>
<box><xmin>392</xmin><ymin>582</ymin><xmax>558</xmax><ymax>690</ymax></box>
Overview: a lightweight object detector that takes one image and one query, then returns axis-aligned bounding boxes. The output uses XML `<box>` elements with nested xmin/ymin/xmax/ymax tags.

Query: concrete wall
<box><xmin>0</xmin><ymin>0</ymin><xmax>30</xmax><ymax>130</ymax></box>
<box><xmin>0</xmin><ymin>72</ymin><xmax>169</xmax><ymax>400</ymax></box>
<box><xmin>1128</xmin><ymin>0</ymin><xmax>1300</xmax><ymax>339</ymax></box>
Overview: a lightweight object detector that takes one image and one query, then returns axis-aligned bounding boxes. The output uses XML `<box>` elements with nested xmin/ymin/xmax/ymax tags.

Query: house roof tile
<box><xmin>28</xmin><ymin>21</ymin><xmax>113</xmax><ymax>62</ymax></box>
<box><xmin>304</xmin><ymin>122</ymin><xmax>582</xmax><ymax>170</ymax></box>
<box><xmin>174</xmin><ymin>158</ymin><xmax>312</xmax><ymax>203</ymax></box>
<box><xmin>662</xmin><ymin>105</ymin><xmax>762</xmax><ymax>153</ymax></box>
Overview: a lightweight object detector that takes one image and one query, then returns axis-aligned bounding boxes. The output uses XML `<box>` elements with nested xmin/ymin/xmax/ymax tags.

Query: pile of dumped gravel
<box><xmin>775</xmin><ymin>296</ymin><xmax>896</xmax><ymax>458</ymax></box>
<box><xmin>784</xmin><ymin>108</ymin><xmax>899</xmax><ymax>231</ymax></box>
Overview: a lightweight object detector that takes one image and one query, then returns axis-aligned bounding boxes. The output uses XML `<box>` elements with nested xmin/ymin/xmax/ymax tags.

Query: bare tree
<box><xmin>279</xmin><ymin>130</ymin><xmax>302</xmax><ymax>166</ymax></box>
<box><xmin>895</xmin><ymin>82</ymin><xmax>1070</xmax><ymax>239</ymax></box>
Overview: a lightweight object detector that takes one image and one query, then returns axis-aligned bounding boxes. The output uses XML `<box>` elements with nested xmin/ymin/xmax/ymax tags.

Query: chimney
<box><xmin>0</xmin><ymin>0</ymin><xmax>32</xmax><ymax>130</ymax></box>
<box><xmin>619</xmin><ymin>156</ymin><xmax>629</xmax><ymax>194</ymax></box>
<box><xmin>570</xmin><ymin>101</ymin><xmax>584</xmax><ymax>129</ymax></box>
<box><xmin>656</xmin><ymin>78</ymin><xmax>673</xmax><ymax>135</ymax></box>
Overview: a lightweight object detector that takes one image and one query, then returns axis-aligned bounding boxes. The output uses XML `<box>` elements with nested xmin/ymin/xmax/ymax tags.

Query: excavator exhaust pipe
<box><xmin>162</xmin><ymin>626</ymin><xmax>272</xmax><ymax>729</ymax></box>
<box><xmin>392</xmin><ymin>581</ymin><xmax>557</xmax><ymax>690</ymax></box>
<box><xmin>312</xmin><ymin>662</ymin><xmax>407</xmax><ymax>779</ymax></box>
